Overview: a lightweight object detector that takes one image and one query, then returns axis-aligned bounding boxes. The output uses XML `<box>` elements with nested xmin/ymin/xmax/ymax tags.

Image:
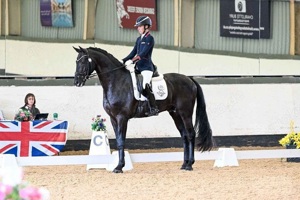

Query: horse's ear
<box><xmin>79</xmin><ymin>46</ymin><xmax>88</xmax><ymax>54</ymax></box>
<box><xmin>73</xmin><ymin>46</ymin><xmax>81</xmax><ymax>53</ymax></box>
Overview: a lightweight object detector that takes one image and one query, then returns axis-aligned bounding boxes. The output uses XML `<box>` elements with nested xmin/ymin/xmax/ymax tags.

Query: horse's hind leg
<box><xmin>169</xmin><ymin>111</ymin><xmax>195</xmax><ymax>170</ymax></box>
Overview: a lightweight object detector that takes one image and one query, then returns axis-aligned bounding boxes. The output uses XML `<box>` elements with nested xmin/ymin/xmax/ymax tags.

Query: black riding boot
<box><xmin>143</xmin><ymin>84</ymin><xmax>159</xmax><ymax>116</ymax></box>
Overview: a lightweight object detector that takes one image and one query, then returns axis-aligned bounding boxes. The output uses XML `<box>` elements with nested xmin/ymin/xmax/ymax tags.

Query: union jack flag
<box><xmin>0</xmin><ymin>120</ymin><xmax>68</xmax><ymax>157</ymax></box>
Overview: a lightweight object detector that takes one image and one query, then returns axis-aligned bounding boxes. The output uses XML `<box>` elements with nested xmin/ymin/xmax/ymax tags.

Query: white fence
<box><xmin>2</xmin><ymin>148</ymin><xmax>299</xmax><ymax>192</ymax></box>
<box><xmin>13</xmin><ymin>148</ymin><xmax>300</xmax><ymax>167</ymax></box>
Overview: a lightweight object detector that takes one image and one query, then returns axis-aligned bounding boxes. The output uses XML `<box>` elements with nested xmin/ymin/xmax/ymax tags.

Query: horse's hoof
<box><xmin>113</xmin><ymin>168</ymin><xmax>123</xmax><ymax>173</ymax></box>
<box><xmin>180</xmin><ymin>165</ymin><xmax>186</xmax><ymax>170</ymax></box>
<box><xmin>185</xmin><ymin>166</ymin><xmax>193</xmax><ymax>171</ymax></box>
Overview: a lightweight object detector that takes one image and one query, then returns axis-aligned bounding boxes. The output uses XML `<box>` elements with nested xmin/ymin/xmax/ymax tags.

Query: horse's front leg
<box><xmin>110</xmin><ymin>116</ymin><xmax>128</xmax><ymax>173</ymax></box>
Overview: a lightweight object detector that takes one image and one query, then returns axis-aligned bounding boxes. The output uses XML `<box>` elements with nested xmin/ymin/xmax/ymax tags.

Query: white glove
<box><xmin>125</xmin><ymin>60</ymin><xmax>133</xmax><ymax>66</ymax></box>
<box><xmin>126</xmin><ymin>65</ymin><xmax>135</xmax><ymax>73</ymax></box>
<box><xmin>125</xmin><ymin>60</ymin><xmax>134</xmax><ymax>72</ymax></box>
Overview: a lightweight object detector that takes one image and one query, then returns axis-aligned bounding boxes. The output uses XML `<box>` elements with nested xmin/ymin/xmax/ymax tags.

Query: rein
<box><xmin>76</xmin><ymin>52</ymin><xmax>126</xmax><ymax>81</ymax></box>
<box><xmin>87</xmin><ymin>64</ymin><xmax>125</xmax><ymax>80</ymax></box>
<box><xmin>97</xmin><ymin>65</ymin><xmax>125</xmax><ymax>75</ymax></box>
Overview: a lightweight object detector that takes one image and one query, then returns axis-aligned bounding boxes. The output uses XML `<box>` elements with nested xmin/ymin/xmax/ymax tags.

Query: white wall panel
<box><xmin>0</xmin><ymin>84</ymin><xmax>299</xmax><ymax>139</ymax></box>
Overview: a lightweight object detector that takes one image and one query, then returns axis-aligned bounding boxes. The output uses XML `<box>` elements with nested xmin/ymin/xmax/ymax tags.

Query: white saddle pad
<box><xmin>129</xmin><ymin>72</ymin><xmax>168</xmax><ymax>101</ymax></box>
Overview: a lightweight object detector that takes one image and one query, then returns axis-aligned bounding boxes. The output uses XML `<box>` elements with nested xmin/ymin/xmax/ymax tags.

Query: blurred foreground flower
<box><xmin>0</xmin><ymin>168</ymin><xmax>50</xmax><ymax>200</ymax></box>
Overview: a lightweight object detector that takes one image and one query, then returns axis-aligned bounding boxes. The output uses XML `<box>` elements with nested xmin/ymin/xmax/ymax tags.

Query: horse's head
<box><xmin>73</xmin><ymin>46</ymin><xmax>95</xmax><ymax>87</ymax></box>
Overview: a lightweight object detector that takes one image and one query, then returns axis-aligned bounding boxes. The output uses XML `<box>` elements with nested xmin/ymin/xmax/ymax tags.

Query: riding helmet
<box><xmin>134</xmin><ymin>16</ymin><xmax>152</xmax><ymax>27</ymax></box>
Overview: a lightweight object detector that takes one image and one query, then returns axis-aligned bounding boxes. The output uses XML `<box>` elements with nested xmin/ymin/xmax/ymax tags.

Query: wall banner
<box><xmin>220</xmin><ymin>0</ymin><xmax>270</xmax><ymax>39</ymax></box>
<box><xmin>116</xmin><ymin>0</ymin><xmax>157</xmax><ymax>30</ymax></box>
<box><xmin>40</xmin><ymin>0</ymin><xmax>74</xmax><ymax>28</ymax></box>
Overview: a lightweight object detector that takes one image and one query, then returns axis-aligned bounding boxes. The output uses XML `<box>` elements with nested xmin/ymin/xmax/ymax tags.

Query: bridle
<box><xmin>75</xmin><ymin>55</ymin><xmax>96</xmax><ymax>82</ymax></box>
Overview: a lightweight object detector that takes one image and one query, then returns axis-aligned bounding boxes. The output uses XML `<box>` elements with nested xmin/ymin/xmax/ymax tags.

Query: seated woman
<box><xmin>15</xmin><ymin>93</ymin><xmax>40</xmax><ymax>121</ymax></box>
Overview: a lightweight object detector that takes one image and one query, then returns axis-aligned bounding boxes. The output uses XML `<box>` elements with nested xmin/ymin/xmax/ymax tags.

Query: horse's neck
<box><xmin>90</xmin><ymin>50</ymin><xmax>132</xmax><ymax>96</ymax></box>
<box><xmin>96</xmin><ymin>65</ymin><xmax>131</xmax><ymax>94</ymax></box>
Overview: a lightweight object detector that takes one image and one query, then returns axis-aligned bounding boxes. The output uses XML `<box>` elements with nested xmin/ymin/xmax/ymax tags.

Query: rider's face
<box><xmin>137</xmin><ymin>25</ymin><xmax>145</xmax><ymax>35</ymax></box>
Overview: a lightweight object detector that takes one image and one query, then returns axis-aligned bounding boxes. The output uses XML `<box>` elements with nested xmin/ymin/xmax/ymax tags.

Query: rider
<box><xmin>122</xmin><ymin>15</ymin><xmax>159</xmax><ymax>116</ymax></box>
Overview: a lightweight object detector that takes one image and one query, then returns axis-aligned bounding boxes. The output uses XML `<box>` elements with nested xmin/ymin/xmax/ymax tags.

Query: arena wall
<box><xmin>0</xmin><ymin>83</ymin><xmax>299</xmax><ymax>140</ymax></box>
<box><xmin>2</xmin><ymin>40</ymin><xmax>300</xmax><ymax>76</ymax></box>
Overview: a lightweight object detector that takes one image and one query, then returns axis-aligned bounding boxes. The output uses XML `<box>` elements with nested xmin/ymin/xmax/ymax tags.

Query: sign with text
<box><xmin>116</xmin><ymin>0</ymin><xmax>157</xmax><ymax>30</ymax></box>
<box><xmin>40</xmin><ymin>0</ymin><xmax>74</xmax><ymax>27</ymax></box>
<box><xmin>220</xmin><ymin>0</ymin><xmax>270</xmax><ymax>39</ymax></box>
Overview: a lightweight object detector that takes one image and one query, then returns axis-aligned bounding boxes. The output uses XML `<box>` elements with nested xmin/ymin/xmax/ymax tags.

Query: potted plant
<box><xmin>279</xmin><ymin>121</ymin><xmax>300</xmax><ymax>162</ymax></box>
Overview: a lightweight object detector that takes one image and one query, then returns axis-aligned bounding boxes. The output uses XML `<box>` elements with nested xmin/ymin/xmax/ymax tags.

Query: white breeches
<box><xmin>141</xmin><ymin>70</ymin><xmax>153</xmax><ymax>89</ymax></box>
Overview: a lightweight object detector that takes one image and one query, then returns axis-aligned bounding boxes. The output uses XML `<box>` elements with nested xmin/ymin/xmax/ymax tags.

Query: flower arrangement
<box><xmin>0</xmin><ymin>169</ymin><xmax>50</xmax><ymax>200</ymax></box>
<box><xmin>279</xmin><ymin>121</ymin><xmax>300</xmax><ymax>149</ymax></box>
<box><xmin>14</xmin><ymin>108</ymin><xmax>33</xmax><ymax>122</ymax></box>
<box><xmin>0</xmin><ymin>182</ymin><xmax>49</xmax><ymax>200</ymax></box>
<box><xmin>91</xmin><ymin>115</ymin><xmax>107</xmax><ymax>131</ymax></box>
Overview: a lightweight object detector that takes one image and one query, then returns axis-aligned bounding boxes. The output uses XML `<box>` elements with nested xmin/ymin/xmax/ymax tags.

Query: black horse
<box><xmin>74</xmin><ymin>46</ymin><xmax>214</xmax><ymax>173</ymax></box>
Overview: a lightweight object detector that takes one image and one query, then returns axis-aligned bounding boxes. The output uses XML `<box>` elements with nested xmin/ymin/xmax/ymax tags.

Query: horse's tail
<box><xmin>190</xmin><ymin>77</ymin><xmax>214</xmax><ymax>152</ymax></box>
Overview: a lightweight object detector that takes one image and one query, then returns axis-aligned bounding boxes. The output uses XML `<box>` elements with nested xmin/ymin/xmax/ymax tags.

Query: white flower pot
<box><xmin>86</xmin><ymin>131</ymin><xmax>111</xmax><ymax>170</ymax></box>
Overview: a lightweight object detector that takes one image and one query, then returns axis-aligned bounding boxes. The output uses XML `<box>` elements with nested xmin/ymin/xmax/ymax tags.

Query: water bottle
<box><xmin>53</xmin><ymin>113</ymin><xmax>58</xmax><ymax>120</ymax></box>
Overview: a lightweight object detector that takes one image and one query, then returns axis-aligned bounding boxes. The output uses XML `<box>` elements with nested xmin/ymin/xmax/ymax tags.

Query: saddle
<box><xmin>129</xmin><ymin>65</ymin><xmax>168</xmax><ymax>101</ymax></box>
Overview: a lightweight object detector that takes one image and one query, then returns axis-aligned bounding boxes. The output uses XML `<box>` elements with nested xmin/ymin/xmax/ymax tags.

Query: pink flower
<box><xmin>0</xmin><ymin>183</ymin><xmax>13</xmax><ymax>200</ymax></box>
<box><xmin>19</xmin><ymin>186</ymin><xmax>42</xmax><ymax>200</ymax></box>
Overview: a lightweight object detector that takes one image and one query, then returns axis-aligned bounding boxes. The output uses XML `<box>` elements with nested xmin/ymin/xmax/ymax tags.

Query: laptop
<box><xmin>34</xmin><ymin>113</ymin><xmax>49</xmax><ymax>120</ymax></box>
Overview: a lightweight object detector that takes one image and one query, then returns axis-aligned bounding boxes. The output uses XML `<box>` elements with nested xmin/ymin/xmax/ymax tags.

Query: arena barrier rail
<box><xmin>9</xmin><ymin>148</ymin><xmax>300</xmax><ymax>168</ymax></box>
<box><xmin>1</xmin><ymin>148</ymin><xmax>300</xmax><ymax>185</ymax></box>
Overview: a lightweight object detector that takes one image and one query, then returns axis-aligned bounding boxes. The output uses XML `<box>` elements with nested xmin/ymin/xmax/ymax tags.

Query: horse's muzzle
<box><xmin>74</xmin><ymin>79</ymin><xmax>86</xmax><ymax>87</ymax></box>
<box><xmin>74</xmin><ymin>73</ymin><xmax>87</xmax><ymax>87</ymax></box>
<box><xmin>74</xmin><ymin>82</ymin><xmax>85</xmax><ymax>87</ymax></box>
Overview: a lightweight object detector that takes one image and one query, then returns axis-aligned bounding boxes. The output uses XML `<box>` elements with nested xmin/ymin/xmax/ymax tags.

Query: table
<box><xmin>0</xmin><ymin>120</ymin><xmax>68</xmax><ymax>157</ymax></box>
